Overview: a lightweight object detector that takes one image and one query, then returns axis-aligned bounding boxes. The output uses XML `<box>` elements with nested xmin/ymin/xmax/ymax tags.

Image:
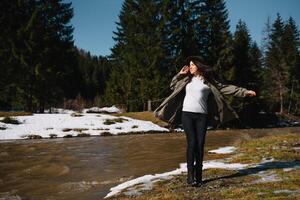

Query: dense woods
<box><xmin>1</xmin><ymin>0</ymin><xmax>299</xmax><ymax>125</ymax></box>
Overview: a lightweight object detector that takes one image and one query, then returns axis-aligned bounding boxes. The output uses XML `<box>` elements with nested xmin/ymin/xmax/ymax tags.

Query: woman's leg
<box><xmin>194</xmin><ymin>113</ymin><xmax>208</xmax><ymax>184</ymax></box>
<box><xmin>181</xmin><ymin>111</ymin><xmax>197</xmax><ymax>184</ymax></box>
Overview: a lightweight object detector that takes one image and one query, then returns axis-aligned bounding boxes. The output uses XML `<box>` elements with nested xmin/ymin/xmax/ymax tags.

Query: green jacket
<box><xmin>154</xmin><ymin>73</ymin><xmax>249</xmax><ymax>128</ymax></box>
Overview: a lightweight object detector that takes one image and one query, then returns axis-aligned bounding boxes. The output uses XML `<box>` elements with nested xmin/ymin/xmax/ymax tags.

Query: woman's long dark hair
<box><xmin>185</xmin><ymin>56</ymin><xmax>216</xmax><ymax>85</ymax></box>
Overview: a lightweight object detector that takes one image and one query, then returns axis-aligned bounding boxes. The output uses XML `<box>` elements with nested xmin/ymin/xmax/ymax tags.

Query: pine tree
<box><xmin>194</xmin><ymin>0</ymin><xmax>233</xmax><ymax>81</ymax></box>
<box><xmin>263</xmin><ymin>14</ymin><xmax>289</xmax><ymax>113</ymax></box>
<box><xmin>261</xmin><ymin>16</ymin><xmax>272</xmax><ymax>57</ymax></box>
<box><xmin>244</xmin><ymin>41</ymin><xmax>264</xmax><ymax>127</ymax></box>
<box><xmin>0</xmin><ymin>0</ymin><xmax>29</xmax><ymax>110</ymax></box>
<box><xmin>282</xmin><ymin>17</ymin><xmax>300</xmax><ymax>114</ymax></box>
<box><xmin>230</xmin><ymin>20</ymin><xmax>251</xmax><ymax>116</ymax></box>
<box><xmin>232</xmin><ymin>20</ymin><xmax>252</xmax><ymax>87</ymax></box>
<box><xmin>105</xmin><ymin>0</ymin><xmax>165</xmax><ymax>111</ymax></box>
<box><xmin>9</xmin><ymin>0</ymin><xmax>40</xmax><ymax>112</ymax></box>
<box><xmin>0</xmin><ymin>0</ymin><xmax>77</xmax><ymax>112</ymax></box>
<box><xmin>231</xmin><ymin>20</ymin><xmax>263</xmax><ymax>127</ymax></box>
<box><xmin>160</xmin><ymin>0</ymin><xmax>199</xmax><ymax>74</ymax></box>
<box><xmin>249</xmin><ymin>42</ymin><xmax>264</xmax><ymax>96</ymax></box>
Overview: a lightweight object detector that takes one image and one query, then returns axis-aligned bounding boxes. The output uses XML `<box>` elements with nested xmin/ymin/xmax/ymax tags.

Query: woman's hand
<box><xmin>179</xmin><ymin>65</ymin><xmax>189</xmax><ymax>75</ymax></box>
<box><xmin>245</xmin><ymin>90</ymin><xmax>256</xmax><ymax>97</ymax></box>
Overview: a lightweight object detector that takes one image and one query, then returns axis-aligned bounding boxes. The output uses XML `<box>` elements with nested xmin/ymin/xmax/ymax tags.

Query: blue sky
<box><xmin>69</xmin><ymin>0</ymin><xmax>300</xmax><ymax>56</ymax></box>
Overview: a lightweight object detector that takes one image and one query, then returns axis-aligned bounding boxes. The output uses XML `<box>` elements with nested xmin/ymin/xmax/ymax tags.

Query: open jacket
<box><xmin>153</xmin><ymin>73</ymin><xmax>249</xmax><ymax>128</ymax></box>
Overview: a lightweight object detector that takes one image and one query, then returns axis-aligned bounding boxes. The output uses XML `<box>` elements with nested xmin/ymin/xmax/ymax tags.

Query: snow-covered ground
<box><xmin>0</xmin><ymin>111</ymin><xmax>169</xmax><ymax>140</ymax></box>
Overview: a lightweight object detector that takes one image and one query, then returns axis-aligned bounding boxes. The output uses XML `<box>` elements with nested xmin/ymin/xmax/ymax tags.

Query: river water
<box><xmin>0</xmin><ymin>127</ymin><xmax>299</xmax><ymax>200</ymax></box>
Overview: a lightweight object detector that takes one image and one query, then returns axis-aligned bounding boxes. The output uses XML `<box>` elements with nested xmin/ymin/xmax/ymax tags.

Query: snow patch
<box><xmin>208</xmin><ymin>146</ymin><xmax>236</xmax><ymax>154</ymax></box>
<box><xmin>83</xmin><ymin>106</ymin><xmax>121</xmax><ymax>113</ymax></box>
<box><xmin>252</xmin><ymin>171</ymin><xmax>281</xmax><ymax>183</ymax></box>
<box><xmin>283</xmin><ymin>168</ymin><xmax>294</xmax><ymax>172</ymax></box>
<box><xmin>273</xmin><ymin>189</ymin><xmax>300</xmax><ymax>195</ymax></box>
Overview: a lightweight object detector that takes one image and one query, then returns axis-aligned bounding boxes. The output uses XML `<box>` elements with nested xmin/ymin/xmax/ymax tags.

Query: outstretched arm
<box><xmin>214</xmin><ymin>80</ymin><xmax>256</xmax><ymax>97</ymax></box>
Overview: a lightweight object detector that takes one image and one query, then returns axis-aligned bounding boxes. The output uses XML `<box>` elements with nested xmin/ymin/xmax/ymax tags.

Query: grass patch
<box><xmin>23</xmin><ymin>134</ymin><xmax>42</xmax><ymax>139</ymax></box>
<box><xmin>93</xmin><ymin>128</ymin><xmax>109</xmax><ymax>130</ymax></box>
<box><xmin>62</xmin><ymin>128</ymin><xmax>89</xmax><ymax>132</ymax></box>
<box><xmin>76</xmin><ymin>133</ymin><xmax>90</xmax><ymax>137</ymax></box>
<box><xmin>62</xmin><ymin>128</ymin><xmax>72</xmax><ymax>132</ymax></box>
<box><xmin>71</xmin><ymin>113</ymin><xmax>84</xmax><ymax>117</ymax></box>
<box><xmin>0</xmin><ymin>112</ymin><xmax>32</xmax><ymax>117</ymax></box>
<box><xmin>73</xmin><ymin>128</ymin><xmax>89</xmax><ymax>132</ymax></box>
<box><xmin>209</xmin><ymin>172</ymin><xmax>300</xmax><ymax>200</ymax></box>
<box><xmin>100</xmin><ymin>132</ymin><xmax>113</xmax><ymax>136</ymax></box>
<box><xmin>132</xmin><ymin>125</ymin><xmax>138</xmax><ymax>129</ymax></box>
<box><xmin>49</xmin><ymin>134</ymin><xmax>57</xmax><ymax>139</ymax></box>
<box><xmin>103</xmin><ymin>117</ymin><xmax>128</xmax><ymax>125</ymax></box>
<box><xmin>230</xmin><ymin>134</ymin><xmax>300</xmax><ymax>164</ymax></box>
<box><xmin>63</xmin><ymin>134</ymin><xmax>73</xmax><ymax>138</ymax></box>
<box><xmin>113</xmin><ymin>111</ymin><xmax>168</xmax><ymax>127</ymax></box>
<box><xmin>0</xmin><ymin>117</ymin><xmax>21</xmax><ymax>124</ymax></box>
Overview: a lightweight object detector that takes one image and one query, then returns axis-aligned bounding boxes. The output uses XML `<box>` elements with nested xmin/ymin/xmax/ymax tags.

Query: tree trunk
<box><xmin>288</xmin><ymin>80</ymin><xmax>294</xmax><ymax>114</ymax></box>
<box><xmin>25</xmin><ymin>84</ymin><xmax>33</xmax><ymax>112</ymax></box>
<box><xmin>279</xmin><ymin>82</ymin><xmax>283</xmax><ymax>113</ymax></box>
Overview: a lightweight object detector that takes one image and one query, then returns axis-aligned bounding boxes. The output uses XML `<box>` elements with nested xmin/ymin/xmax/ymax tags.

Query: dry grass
<box><xmin>0</xmin><ymin>112</ymin><xmax>32</xmax><ymax>117</ymax></box>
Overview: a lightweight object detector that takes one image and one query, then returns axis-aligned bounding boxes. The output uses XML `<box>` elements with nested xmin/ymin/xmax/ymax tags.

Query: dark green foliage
<box><xmin>76</xmin><ymin>48</ymin><xmax>111</xmax><ymax>101</ymax></box>
<box><xmin>0</xmin><ymin>0</ymin><xmax>79</xmax><ymax>112</ymax></box>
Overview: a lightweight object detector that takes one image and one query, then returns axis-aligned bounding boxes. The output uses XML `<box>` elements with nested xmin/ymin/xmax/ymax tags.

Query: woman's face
<box><xmin>189</xmin><ymin>61</ymin><xmax>199</xmax><ymax>75</ymax></box>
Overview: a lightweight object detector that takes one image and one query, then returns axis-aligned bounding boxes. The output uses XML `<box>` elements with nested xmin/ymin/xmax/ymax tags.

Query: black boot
<box><xmin>186</xmin><ymin>166</ymin><xmax>195</xmax><ymax>185</ymax></box>
<box><xmin>193</xmin><ymin>167</ymin><xmax>203</xmax><ymax>187</ymax></box>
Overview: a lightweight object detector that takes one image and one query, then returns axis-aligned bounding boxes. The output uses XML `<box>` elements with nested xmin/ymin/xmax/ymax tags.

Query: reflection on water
<box><xmin>0</xmin><ymin>127</ymin><xmax>299</xmax><ymax>199</ymax></box>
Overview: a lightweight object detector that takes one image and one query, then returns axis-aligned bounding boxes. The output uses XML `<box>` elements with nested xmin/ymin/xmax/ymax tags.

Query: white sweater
<box><xmin>182</xmin><ymin>76</ymin><xmax>211</xmax><ymax>114</ymax></box>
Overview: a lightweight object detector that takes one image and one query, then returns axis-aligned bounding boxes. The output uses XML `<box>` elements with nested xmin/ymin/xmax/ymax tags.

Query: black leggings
<box><xmin>181</xmin><ymin>111</ymin><xmax>208</xmax><ymax>171</ymax></box>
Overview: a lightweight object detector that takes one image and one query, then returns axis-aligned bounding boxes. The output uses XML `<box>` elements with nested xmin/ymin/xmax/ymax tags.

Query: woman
<box><xmin>154</xmin><ymin>56</ymin><xmax>256</xmax><ymax>187</ymax></box>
